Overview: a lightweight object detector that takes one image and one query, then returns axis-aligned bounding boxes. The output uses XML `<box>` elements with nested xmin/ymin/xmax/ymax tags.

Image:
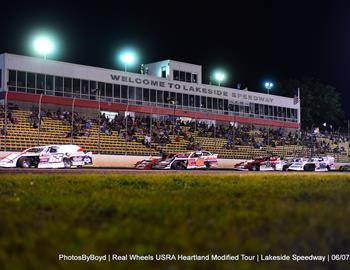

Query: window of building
<box><xmin>89</xmin><ymin>81</ymin><xmax>97</xmax><ymax>100</ymax></box>
<box><xmin>9</xmin><ymin>70</ymin><xmax>16</xmax><ymax>91</ymax></box>
<box><xmin>255</xmin><ymin>104</ymin><xmax>259</xmax><ymax>115</ymax></box>
<box><xmin>195</xmin><ymin>96</ymin><xmax>200</xmax><ymax>107</ymax></box>
<box><xmin>161</xmin><ymin>66</ymin><xmax>166</xmax><ymax>78</ymax></box>
<box><xmin>121</xmin><ymin>85</ymin><xmax>128</xmax><ymax>99</ymax></box>
<box><xmin>113</xmin><ymin>84</ymin><xmax>120</xmax><ymax>98</ymax></box>
<box><xmin>150</xmin><ymin>89</ymin><xmax>156</xmax><ymax>102</ymax></box>
<box><xmin>106</xmin><ymin>83</ymin><xmax>113</xmax><ymax>97</ymax></box>
<box><xmin>224</xmin><ymin>99</ymin><xmax>228</xmax><ymax>111</ymax></box>
<box><xmin>176</xmin><ymin>93</ymin><xmax>182</xmax><ymax>106</ymax></box>
<box><xmin>213</xmin><ymin>98</ymin><xmax>218</xmax><ymax>109</ymax></box>
<box><xmin>163</xmin><ymin>91</ymin><xmax>169</xmax><ymax>106</ymax></box>
<box><xmin>180</xmin><ymin>71</ymin><xmax>185</xmax><ymax>82</ymax></box>
<box><xmin>45</xmin><ymin>75</ymin><xmax>53</xmax><ymax>95</ymax></box>
<box><xmin>192</xmin><ymin>74</ymin><xmax>197</xmax><ymax>83</ymax></box>
<box><xmin>81</xmin><ymin>80</ymin><xmax>89</xmax><ymax>98</ymax></box>
<box><xmin>183</xmin><ymin>94</ymin><xmax>188</xmax><ymax>106</ymax></box>
<box><xmin>157</xmin><ymin>90</ymin><xmax>163</xmax><ymax>104</ymax></box>
<box><xmin>128</xmin><ymin>86</ymin><xmax>135</xmax><ymax>100</ymax></box>
<box><xmin>287</xmin><ymin>108</ymin><xmax>291</xmax><ymax>118</ymax></box>
<box><xmin>207</xmin><ymin>97</ymin><xmax>212</xmax><ymax>109</ymax></box>
<box><xmin>244</xmin><ymin>105</ymin><xmax>249</xmax><ymax>114</ymax></box>
<box><xmin>17</xmin><ymin>71</ymin><xmax>26</xmax><ymax>92</ymax></box>
<box><xmin>98</xmin><ymin>82</ymin><xmax>105</xmax><ymax>97</ymax></box>
<box><xmin>136</xmin><ymin>87</ymin><xmax>142</xmax><ymax>101</ymax></box>
<box><xmin>55</xmin><ymin>76</ymin><xmax>63</xmax><ymax>96</ymax></box>
<box><xmin>73</xmin><ymin>79</ymin><xmax>80</xmax><ymax>97</ymax></box>
<box><xmin>64</xmin><ymin>77</ymin><xmax>72</xmax><ymax>97</ymax></box>
<box><xmin>201</xmin><ymin>96</ymin><xmax>206</xmax><ymax>108</ymax></box>
<box><xmin>189</xmin><ymin>95</ymin><xmax>195</xmax><ymax>107</ymax></box>
<box><xmin>36</xmin><ymin>74</ymin><xmax>45</xmax><ymax>90</ymax></box>
<box><xmin>173</xmin><ymin>70</ymin><xmax>179</xmax><ymax>81</ymax></box>
<box><xmin>185</xmin><ymin>72</ymin><xmax>191</xmax><ymax>83</ymax></box>
<box><xmin>143</xmin><ymin>88</ymin><xmax>149</xmax><ymax>102</ymax></box>
<box><xmin>218</xmin><ymin>99</ymin><xmax>223</xmax><ymax>110</ymax></box>
<box><xmin>26</xmin><ymin>72</ymin><xmax>35</xmax><ymax>91</ymax></box>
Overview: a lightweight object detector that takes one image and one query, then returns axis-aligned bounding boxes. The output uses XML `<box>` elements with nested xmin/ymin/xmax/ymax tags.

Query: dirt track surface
<box><xmin>0</xmin><ymin>167</ymin><xmax>349</xmax><ymax>175</ymax></box>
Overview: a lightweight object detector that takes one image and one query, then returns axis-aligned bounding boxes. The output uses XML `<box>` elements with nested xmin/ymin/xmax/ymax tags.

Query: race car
<box><xmin>275</xmin><ymin>157</ymin><xmax>306</xmax><ymax>171</ymax></box>
<box><xmin>0</xmin><ymin>145</ymin><xmax>93</xmax><ymax>169</ymax></box>
<box><xmin>234</xmin><ymin>156</ymin><xmax>282</xmax><ymax>171</ymax></box>
<box><xmin>152</xmin><ymin>151</ymin><xmax>218</xmax><ymax>170</ymax></box>
<box><xmin>287</xmin><ymin>156</ymin><xmax>335</xmax><ymax>172</ymax></box>
<box><xmin>134</xmin><ymin>155</ymin><xmax>169</xmax><ymax>170</ymax></box>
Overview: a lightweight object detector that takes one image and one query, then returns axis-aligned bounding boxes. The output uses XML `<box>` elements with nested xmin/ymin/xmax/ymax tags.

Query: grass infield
<box><xmin>1</xmin><ymin>173</ymin><xmax>350</xmax><ymax>270</ymax></box>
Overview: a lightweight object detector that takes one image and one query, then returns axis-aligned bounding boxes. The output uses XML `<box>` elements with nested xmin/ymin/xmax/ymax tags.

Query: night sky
<box><xmin>1</xmin><ymin>1</ymin><xmax>349</xmax><ymax>118</ymax></box>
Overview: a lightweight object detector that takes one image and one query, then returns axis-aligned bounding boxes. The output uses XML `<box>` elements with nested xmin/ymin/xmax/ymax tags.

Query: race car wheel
<box><xmin>83</xmin><ymin>156</ymin><xmax>92</xmax><ymax>164</ymax></box>
<box><xmin>171</xmin><ymin>161</ymin><xmax>186</xmax><ymax>170</ymax></box>
<box><xmin>326</xmin><ymin>165</ymin><xmax>330</xmax><ymax>171</ymax></box>
<box><xmin>63</xmin><ymin>158</ymin><xmax>72</xmax><ymax>169</ymax></box>
<box><xmin>282</xmin><ymin>165</ymin><xmax>289</xmax><ymax>171</ymax></box>
<box><xmin>205</xmin><ymin>162</ymin><xmax>211</xmax><ymax>169</ymax></box>
<box><xmin>18</xmin><ymin>157</ymin><xmax>32</xmax><ymax>168</ymax></box>
<box><xmin>250</xmin><ymin>164</ymin><xmax>260</xmax><ymax>171</ymax></box>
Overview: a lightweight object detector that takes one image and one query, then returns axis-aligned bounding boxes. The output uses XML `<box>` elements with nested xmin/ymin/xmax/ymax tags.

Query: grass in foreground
<box><xmin>1</xmin><ymin>173</ymin><xmax>350</xmax><ymax>270</ymax></box>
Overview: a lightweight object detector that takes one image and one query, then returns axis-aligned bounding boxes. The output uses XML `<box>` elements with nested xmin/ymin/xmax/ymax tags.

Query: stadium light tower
<box><xmin>264</xmin><ymin>81</ymin><xmax>274</xmax><ymax>95</ymax></box>
<box><xmin>120</xmin><ymin>51</ymin><xmax>136</xmax><ymax>72</ymax></box>
<box><xmin>214</xmin><ymin>72</ymin><xmax>225</xmax><ymax>86</ymax></box>
<box><xmin>33</xmin><ymin>36</ymin><xmax>54</xmax><ymax>59</ymax></box>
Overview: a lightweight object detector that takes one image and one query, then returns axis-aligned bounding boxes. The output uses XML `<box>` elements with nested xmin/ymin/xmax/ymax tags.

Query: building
<box><xmin>0</xmin><ymin>53</ymin><xmax>300</xmax><ymax>128</ymax></box>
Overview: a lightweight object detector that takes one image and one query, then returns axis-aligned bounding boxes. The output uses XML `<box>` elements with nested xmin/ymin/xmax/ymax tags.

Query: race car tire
<box><xmin>205</xmin><ymin>162</ymin><xmax>211</xmax><ymax>169</ymax></box>
<box><xmin>83</xmin><ymin>156</ymin><xmax>92</xmax><ymax>164</ymax></box>
<box><xmin>250</xmin><ymin>164</ymin><xmax>260</xmax><ymax>171</ymax></box>
<box><xmin>17</xmin><ymin>157</ymin><xmax>32</xmax><ymax>168</ymax></box>
<box><xmin>282</xmin><ymin>165</ymin><xmax>289</xmax><ymax>171</ymax></box>
<box><xmin>326</xmin><ymin>165</ymin><xmax>330</xmax><ymax>171</ymax></box>
<box><xmin>171</xmin><ymin>161</ymin><xmax>186</xmax><ymax>170</ymax></box>
<box><xmin>63</xmin><ymin>158</ymin><xmax>72</xmax><ymax>169</ymax></box>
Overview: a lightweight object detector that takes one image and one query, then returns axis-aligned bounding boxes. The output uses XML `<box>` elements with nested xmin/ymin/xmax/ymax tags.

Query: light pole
<box><xmin>120</xmin><ymin>51</ymin><xmax>136</xmax><ymax>72</ymax></box>
<box><xmin>264</xmin><ymin>82</ymin><xmax>274</xmax><ymax>95</ymax></box>
<box><xmin>214</xmin><ymin>72</ymin><xmax>225</xmax><ymax>87</ymax></box>
<box><xmin>264</xmin><ymin>81</ymin><xmax>273</xmax><ymax>152</ymax></box>
<box><xmin>33</xmin><ymin>36</ymin><xmax>54</xmax><ymax>60</ymax></box>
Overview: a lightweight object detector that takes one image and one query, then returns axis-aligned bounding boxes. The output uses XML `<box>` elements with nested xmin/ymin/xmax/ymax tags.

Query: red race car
<box><xmin>234</xmin><ymin>156</ymin><xmax>282</xmax><ymax>171</ymax></box>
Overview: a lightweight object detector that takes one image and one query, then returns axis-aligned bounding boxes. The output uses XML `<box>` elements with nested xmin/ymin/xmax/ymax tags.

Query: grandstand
<box><xmin>1</xmin><ymin>108</ymin><xmax>348</xmax><ymax>162</ymax></box>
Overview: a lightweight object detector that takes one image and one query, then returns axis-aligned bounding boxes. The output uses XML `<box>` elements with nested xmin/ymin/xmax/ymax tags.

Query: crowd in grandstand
<box><xmin>0</xmin><ymin>104</ymin><xmax>349</xmax><ymax>157</ymax></box>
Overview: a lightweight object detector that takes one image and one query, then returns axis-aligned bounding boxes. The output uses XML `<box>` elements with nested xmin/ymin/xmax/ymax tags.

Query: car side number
<box><xmin>49</xmin><ymin>154</ymin><xmax>63</xmax><ymax>163</ymax></box>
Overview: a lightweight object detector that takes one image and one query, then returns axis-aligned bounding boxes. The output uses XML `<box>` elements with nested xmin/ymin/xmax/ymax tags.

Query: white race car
<box><xmin>152</xmin><ymin>151</ymin><xmax>218</xmax><ymax>170</ymax></box>
<box><xmin>287</xmin><ymin>156</ymin><xmax>335</xmax><ymax>172</ymax></box>
<box><xmin>0</xmin><ymin>145</ymin><xmax>93</xmax><ymax>169</ymax></box>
